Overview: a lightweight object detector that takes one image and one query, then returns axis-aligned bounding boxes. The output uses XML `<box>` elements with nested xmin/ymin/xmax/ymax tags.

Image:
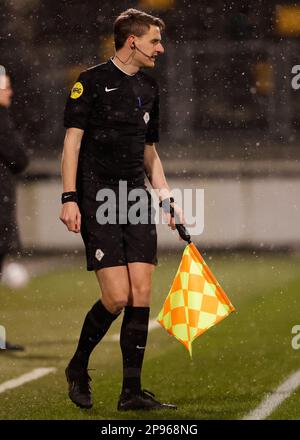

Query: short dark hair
<box><xmin>114</xmin><ymin>8</ymin><xmax>165</xmax><ymax>51</ymax></box>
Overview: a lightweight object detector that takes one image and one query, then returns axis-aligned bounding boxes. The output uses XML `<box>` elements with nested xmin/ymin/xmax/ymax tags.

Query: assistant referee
<box><xmin>60</xmin><ymin>8</ymin><xmax>183</xmax><ymax>411</ymax></box>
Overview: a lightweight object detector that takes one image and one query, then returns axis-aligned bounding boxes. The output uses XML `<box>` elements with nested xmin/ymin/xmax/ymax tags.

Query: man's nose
<box><xmin>157</xmin><ymin>43</ymin><xmax>165</xmax><ymax>54</ymax></box>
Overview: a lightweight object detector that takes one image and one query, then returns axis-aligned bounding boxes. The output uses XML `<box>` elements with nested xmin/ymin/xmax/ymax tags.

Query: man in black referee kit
<box><xmin>60</xmin><ymin>8</ymin><xmax>183</xmax><ymax>411</ymax></box>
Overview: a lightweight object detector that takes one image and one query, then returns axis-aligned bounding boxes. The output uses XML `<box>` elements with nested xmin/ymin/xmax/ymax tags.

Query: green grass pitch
<box><xmin>1</xmin><ymin>251</ymin><xmax>300</xmax><ymax>420</ymax></box>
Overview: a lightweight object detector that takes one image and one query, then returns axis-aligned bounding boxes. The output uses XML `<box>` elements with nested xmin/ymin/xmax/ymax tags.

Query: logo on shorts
<box><xmin>143</xmin><ymin>112</ymin><xmax>150</xmax><ymax>124</ymax></box>
<box><xmin>70</xmin><ymin>82</ymin><xmax>84</xmax><ymax>99</ymax></box>
<box><xmin>95</xmin><ymin>248</ymin><xmax>104</xmax><ymax>261</ymax></box>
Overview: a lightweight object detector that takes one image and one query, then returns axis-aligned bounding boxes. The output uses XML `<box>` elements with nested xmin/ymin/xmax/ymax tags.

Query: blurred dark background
<box><xmin>1</xmin><ymin>0</ymin><xmax>300</xmax><ymax>253</ymax></box>
<box><xmin>1</xmin><ymin>0</ymin><xmax>300</xmax><ymax>163</ymax></box>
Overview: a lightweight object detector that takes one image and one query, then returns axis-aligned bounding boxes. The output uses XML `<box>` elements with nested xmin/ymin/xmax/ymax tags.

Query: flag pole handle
<box><xmin>172</xmin><ymin>208</ymin><xmax>192</xmax><ymax>243</ymax></box>
<box><xmin>175</xmin><ymin>222</ymin><xmax>192</xmax><ymax>243</ymax></box>
<box><xmin>161</xmin><ymin>198</ymin><xmax>192</xmax><ymax>244</ymax></box>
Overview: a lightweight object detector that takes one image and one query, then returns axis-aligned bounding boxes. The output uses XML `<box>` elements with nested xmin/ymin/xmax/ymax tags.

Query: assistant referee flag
<box><xmin>157</xmin><ymin>243</ymin><xmax>236</xmax><ymax>357</ymax></box>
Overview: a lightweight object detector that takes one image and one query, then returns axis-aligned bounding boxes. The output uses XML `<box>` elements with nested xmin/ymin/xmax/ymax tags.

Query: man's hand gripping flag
<box><xmin>157</xmin><ymin>206</ymin><xmax>236</xmax><ymax>357</ymax></box>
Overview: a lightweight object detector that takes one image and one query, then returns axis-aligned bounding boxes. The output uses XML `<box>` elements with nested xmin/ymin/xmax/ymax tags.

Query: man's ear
<box><xmin>127</xmin><ymin>35</ymin><xmax>135</xmax><ymax>49</ymax></box>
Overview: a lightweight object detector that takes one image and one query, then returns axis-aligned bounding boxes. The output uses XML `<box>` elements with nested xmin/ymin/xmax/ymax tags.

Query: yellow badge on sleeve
<box><xmin>70</xmin><ymin>82</ymin><xmax>83</xmax><ymax>99</ymax></box>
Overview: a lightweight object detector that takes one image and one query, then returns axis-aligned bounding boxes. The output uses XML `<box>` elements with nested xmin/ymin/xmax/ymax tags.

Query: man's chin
<box><xmin>140</xmin><ymin>58</ymin><xmax>156</xmax><ymax>68</ymax></box>
<box><xmin>146</xmin><ymin>59</ymin><xmax>156</xmax><ymax>68</ymax></box>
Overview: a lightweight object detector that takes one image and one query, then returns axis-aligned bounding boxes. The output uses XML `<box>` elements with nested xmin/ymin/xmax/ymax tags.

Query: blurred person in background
<box><xmin>0</xmin><ymin>73</ymin><xmax>29</xmax><ymax>351</ymax></box>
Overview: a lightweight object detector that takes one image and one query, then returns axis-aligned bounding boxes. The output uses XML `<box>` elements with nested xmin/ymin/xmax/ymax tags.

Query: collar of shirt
<box><xmin>109</xmin><ymin>57</ymin><xmax>138</xmax><ymax>77</ymax></box>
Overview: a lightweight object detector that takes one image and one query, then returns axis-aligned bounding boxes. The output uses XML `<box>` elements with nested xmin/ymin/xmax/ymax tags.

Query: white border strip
<box><xmin>0</xmin><ymin>65</ymin><xmax>6</xmax><ymax>89</ymax></box>
<box><xmin>0</xmin><ymin>368</ymin><xmax>56</xmax><ymax>394</ymax></box>
<box><xmin>243</xmin><ymin>369</ymin><xmax>300</xmax><ymax>420</ymax></box>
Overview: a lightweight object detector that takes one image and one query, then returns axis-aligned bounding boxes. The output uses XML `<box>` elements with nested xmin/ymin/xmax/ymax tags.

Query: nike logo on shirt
<box><xmin>105</xmin><ymin>86</ymin><xmax>118</xmax><ymax>92</ymax></box>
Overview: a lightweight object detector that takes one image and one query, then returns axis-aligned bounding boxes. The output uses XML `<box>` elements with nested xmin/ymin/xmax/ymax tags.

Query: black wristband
<box><xmin>159</xmin><ymin>197</ymin><xmax>175</xmax><ymax>214</ymax></box>
<box><xmin>159</xmin><ymin>197</ymin><xmax>174</xmax><ymax>207</ymax></box>
<box><xmin>61</xmin><ymin>191</ymin><xmax>78</xmax><ymax>204</ymax></box>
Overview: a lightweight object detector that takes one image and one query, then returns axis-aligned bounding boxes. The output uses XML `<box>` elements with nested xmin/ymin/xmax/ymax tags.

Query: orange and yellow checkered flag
<box><xmin>157</xmin><ymin>243</ymin><xmax>236</xmax><ymax>357</ymax></box>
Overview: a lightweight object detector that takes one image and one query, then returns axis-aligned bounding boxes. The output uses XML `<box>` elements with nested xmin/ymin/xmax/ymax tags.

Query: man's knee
<box><xmin>130</xmin><ymin>286</ymin><xmax>151</xmax><ymax>306</ymax></box>
<box><xmin>101</xmin><ymin>295</ymin><xmax>128</xmax><ymax>314</ymax></box>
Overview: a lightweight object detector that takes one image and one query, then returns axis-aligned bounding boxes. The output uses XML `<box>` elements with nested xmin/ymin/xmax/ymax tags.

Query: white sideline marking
<box><xmin>0</xmin><ymin>368</ymin><xmax>57</xmax><ymax>394</ymax></box>
<box><xmin>106</xmin><ymin>318</ymin><xmax>160</xmax><ymax>342</ymax></box>
<box><xmin>243</xmin><ymin>369</ymin><xmax>300</xmax><ymax>420</ymax></box>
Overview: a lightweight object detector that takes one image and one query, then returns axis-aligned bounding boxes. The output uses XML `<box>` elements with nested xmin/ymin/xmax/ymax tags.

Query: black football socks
<box><xmin>120</xmin><ymin>306</ymin><xmax>150</xmax><ymax>395</ymax></box>
<box><xmin>69</xmin><ymin>300</ymin><xmax>120</xmax><ymax>371</ymax></box>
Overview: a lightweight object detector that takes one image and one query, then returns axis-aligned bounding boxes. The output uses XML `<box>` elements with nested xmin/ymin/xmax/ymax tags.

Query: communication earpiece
<box><xmin>130</xmin><ymin>42</ymin><xmax>153</xmax><ymax>60</ymax></box>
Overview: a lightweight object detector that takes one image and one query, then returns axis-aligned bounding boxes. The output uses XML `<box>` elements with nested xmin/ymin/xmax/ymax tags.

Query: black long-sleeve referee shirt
<box><xmin>64</xmin><ymin>58</ymin><xmax>160</xmax><ymax>188</ymax></box>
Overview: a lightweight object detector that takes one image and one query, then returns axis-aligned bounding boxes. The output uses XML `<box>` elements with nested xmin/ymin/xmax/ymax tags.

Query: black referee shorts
<box><xmin>78</xmin><ymin>183</ymin><xmax>157</xmax><ymax>271</ymax></box>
